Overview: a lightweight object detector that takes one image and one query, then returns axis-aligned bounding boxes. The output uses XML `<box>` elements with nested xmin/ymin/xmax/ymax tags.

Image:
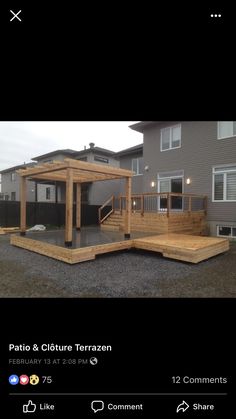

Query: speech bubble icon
<box><xmin>91</xmin><ymin>400</ymin><xmax>104</xmax><ymax>413</ymax></box>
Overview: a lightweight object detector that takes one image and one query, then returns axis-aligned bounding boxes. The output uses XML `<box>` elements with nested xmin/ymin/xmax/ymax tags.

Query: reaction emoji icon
<box><xmin>30</xmin><ymin>374</ymin><xmax>40</xmax><ymax>385</ymax></box>
<box><xmin>20</xmin><ymin>375</ymin><xmax>29</xmax><ymax>385</ymax></box>
<box><xmin>9</xmin><ymin>375</ymin><xmax>19</xmax><ymax>385</ymax></box>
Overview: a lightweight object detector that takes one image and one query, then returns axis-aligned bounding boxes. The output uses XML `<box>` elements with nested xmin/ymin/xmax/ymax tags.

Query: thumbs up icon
<box><xmin>23</xmin><ymin>400</ymin><xmax>37</xmax><ymax>413</ymax></box>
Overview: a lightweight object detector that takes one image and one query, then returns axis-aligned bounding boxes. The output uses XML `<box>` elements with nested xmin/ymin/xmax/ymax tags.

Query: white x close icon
<box><xmin>10</xmin><ymin>10</ymin><xmax>22</xmax><ymax>22</ymax></box>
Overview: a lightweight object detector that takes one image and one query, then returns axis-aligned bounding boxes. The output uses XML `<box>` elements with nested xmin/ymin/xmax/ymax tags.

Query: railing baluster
<box><xmin>141</xmin><ymin>194</ymin><xmax>144</xmax><ymax>215</ymax></box>
<box><xmin>167</xmin><ymin>193</ymin><xmax>170</xmax><ymax>217</ymax></box>
<box><xmin>188</xmin><ymin>196</ymin><xmax>192</xmax><ymax>213</ymax></box>
<box><xmin>113</xmin><ymin>192</ymin><xmax>207</xmax><ymax>219</ymax></box>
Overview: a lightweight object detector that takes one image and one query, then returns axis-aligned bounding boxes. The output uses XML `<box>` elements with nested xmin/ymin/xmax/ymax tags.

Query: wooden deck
<box><xmin>10</xmin><ymin>234</ymin><xmax>133</xmax><ymax>264</ymax></box>
<box><xmin>133</xmin><ymin>234</ymin><xmax>229</xmax><ymax>263</ymax></box>
<box><xmin>11</xmin><ymin>232</ymin><xmax>229</xmax><ymax>264</ymax></box>
<box><xmin>0</xmin><ymin>227</ymin><xmax>20</xmax><ymax>235</ymax></box>
<box><xmin>101</xmin><ymin>210</ymin><xmax>208</xmax><ymax>235</ymax></box>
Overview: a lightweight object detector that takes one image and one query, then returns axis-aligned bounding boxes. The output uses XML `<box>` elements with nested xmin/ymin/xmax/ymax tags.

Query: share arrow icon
<box><xmin>176</xmin><ymin>400</ymin><xmax>190</xmax><ymax>413</ymax></box>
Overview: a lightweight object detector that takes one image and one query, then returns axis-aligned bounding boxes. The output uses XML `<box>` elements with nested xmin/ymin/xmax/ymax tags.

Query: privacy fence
<box><xmin>0</xmin><ymin>202</ymin><xmax>99</xmax><ymax>228</ymax></box>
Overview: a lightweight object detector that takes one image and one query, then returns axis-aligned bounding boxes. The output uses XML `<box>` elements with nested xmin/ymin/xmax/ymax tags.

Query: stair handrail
<box><xmin>99</xmin><ymin>195</ymin><xmax>115</xmax><ymax>224</ymax></box>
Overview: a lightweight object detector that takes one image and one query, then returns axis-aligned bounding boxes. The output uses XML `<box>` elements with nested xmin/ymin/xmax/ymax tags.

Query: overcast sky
<box><xmin>0</xmin><ymin>121</ymin><xmax>142</xmax><ymax>172</ymax></box>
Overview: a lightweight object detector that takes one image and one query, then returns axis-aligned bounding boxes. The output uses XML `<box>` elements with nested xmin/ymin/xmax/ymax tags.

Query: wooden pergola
<box><xmin>17</xmin><ymin>158</ymin><xmax>133</xmax><ymax>246</ymax></box>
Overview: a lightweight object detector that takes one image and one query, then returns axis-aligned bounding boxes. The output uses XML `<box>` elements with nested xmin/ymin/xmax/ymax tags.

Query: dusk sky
<box><xmin>0</xmin><ymin>121</ymin><xmax>142</xmax><ymax>172</ymax></box>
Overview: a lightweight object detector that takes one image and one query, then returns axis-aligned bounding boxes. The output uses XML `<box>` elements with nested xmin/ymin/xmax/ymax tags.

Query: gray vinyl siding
<box><xmin>36</xmin><ymin>153</ymin><xmax>69</xmax><ymax>163</ymax></box>
<box><xmin>1</xmin><ymin>172</ymin><xmax>35</xmax><ymax>202</ymax></box>
<box><xmin>76</xmin><ymin>154</ymin><xmax>120</xmax><ymax>205</ymax></box>
<box><xmin>119</xmin><ymin>153</ymin><xmax>143</xmax><ymax>194</ymax></box>
<box><xmin>37</xmin><ymin>184</ymin><xmax>56</xmax><ymax>202</ymax></box>
<box><xmin>143</xmin><ymin>121</ymin><xmax>236</xmax><ymax>223</ymax></box>
<box><xmin>88</xmin><ymin>179</ymin><xmax>122</xmax><ymax>205</ymax></box>
<box><xmin>87</xmin><ymin>151</ymin><xmax>142</xmax><ymax>205</ymax></box>
<box><xmin>88</xmin><ymin>156</ymin><xmax>120</xmax><ymax>204</ymax></box>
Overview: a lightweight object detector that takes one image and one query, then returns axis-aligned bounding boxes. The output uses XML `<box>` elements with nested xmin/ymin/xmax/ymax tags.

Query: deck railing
<box><xmin>118</xmin><ymin>193</ymin><xmax>207</xmax><ymax>218</ymax></box>
<box><xmin>98</xmin><ymin>195</ymin><xmax>115</xmax><ymax>224</ymax></box>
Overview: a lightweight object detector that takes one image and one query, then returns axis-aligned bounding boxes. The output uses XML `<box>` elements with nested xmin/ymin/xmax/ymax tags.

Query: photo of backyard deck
<box><xmin>10</xmin><ymin>159</ymin><xmax>229</xmax><ymax>264</ymax></box>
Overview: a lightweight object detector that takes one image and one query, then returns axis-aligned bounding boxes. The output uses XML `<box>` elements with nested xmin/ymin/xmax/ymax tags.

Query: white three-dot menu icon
<box><xmin>210</xmin><ymin>13</ymin><xmax>222</xmax><ymax>18</ymax></box>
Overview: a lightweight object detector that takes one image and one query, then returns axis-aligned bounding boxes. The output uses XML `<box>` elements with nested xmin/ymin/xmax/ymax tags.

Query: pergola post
<box><xmin>124</xmin><ymin>176</ymin><xmax>131</xmax><ymax>239</ymax></box>
<box><xmin>65</xmin><ymin>168</ymin><xmax>73</xmax><ymax>246</ymax></box>
<box><xmin>76</xmin><ymin>183</ymin><xmax>81</xmax><ymax>231</ymax></box>
<box><xmin>20</xmin><ymin>176</ymin><xmax>26</xmax><ymax>236</ymax></box>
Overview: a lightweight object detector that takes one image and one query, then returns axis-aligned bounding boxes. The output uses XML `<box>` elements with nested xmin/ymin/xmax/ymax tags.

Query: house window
<box><xmin>160</xmin><ymin>124</ymin><xmax>181</xmax><ymax>151</ymax></box>
<box><xmin>94</xmin><ymin>155</ymin><xmax>109</xmax><ymax>163</ymax></box>
<box><xmin>217</xmin><ymin>225</ymin><xmax>236</xmax><ymax>238</ymax></box>
<box><xmin>11</xmin><ymin>172</ymin><xmax>16</xmax><ymax>181</ymax></box>
<box><xmin>11</xmin><ymin>192</ymin><xmax>16</xmax><ymax>201</ymax></box>
<box><xmin>46</xmin><ymin>187</ymin><xmax>51</xmax><ymax>200</ymax></box>
<box><xmin>218</xmin><ymin>121</ymin><xmax>236</xmax><ymax>139</ymax></box>
<box><xmin>213</xmin><ymin>166</ymin><xmax>236</xmax><ymax>201</ymax></box>
<box><xmin>132</xmin><ymin>158</ymin><xmax>144</xmax><ymax>175</ymax></box>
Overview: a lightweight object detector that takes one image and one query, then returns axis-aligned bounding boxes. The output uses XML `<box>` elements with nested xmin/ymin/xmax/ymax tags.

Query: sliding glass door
<box><xmin>158</xmin><ymin>176</ymin><xmax>183</xmax><ymax>211</ymax></box>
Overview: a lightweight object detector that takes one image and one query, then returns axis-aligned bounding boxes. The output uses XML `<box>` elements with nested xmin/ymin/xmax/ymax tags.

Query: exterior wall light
<box><xmin>186</xmin><ymin>178</ymin><xmax>191</xmax><ymax>185</ymax></box>
<box><xmin>144</xmin><ymin>165</ymin><xmax>149</xmax><ymax>171</ymax></box>
<box><xmin>151</xmin><ymin>181</ymin><xmax>156</xmax><ymax>188</ymax></box>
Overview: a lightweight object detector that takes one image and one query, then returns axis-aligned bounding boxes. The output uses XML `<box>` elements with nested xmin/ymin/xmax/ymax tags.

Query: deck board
<box><xmin>133</xmin><ymin>234</ymin><xmax>229</xmax><ymax>263</ymax></box>
<box><xmin>10</xmin><ymin>232</ymin><xmax>229</xmax><ymax>264</ymax></box>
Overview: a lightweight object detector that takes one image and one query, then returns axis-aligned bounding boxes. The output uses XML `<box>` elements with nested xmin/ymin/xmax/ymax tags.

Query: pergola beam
<box><xmin>76</xmin><ymin>183</ymin><xmax>81</xmax><ymax>231</ymax></box>
<box><xmin>65</xmin><ymin>158</ymin><xmax>133</xmax><ymax>177</ymax></box>
<box><xmin>17</xmin><ymin>162</ymin><xmax>68</xmax><ymax>177</ymax></box>
<box><xmin>28</xmin><ymin>173</ymin><xmax>121</xmax><ymax>183</ymax></box>
<box><xmin>124</xmin><ymin>177</ymin><xmax>131</xmax><ymax>239</ymax></box>
<box><xmin>65</xmin><ymin>168</ymin><xmax>73</xmax><ymax>246</ymax></box>
<box><xmin>20</xmin><ymin>176</ymin><xmax>26</xmax><ymax>236</ymax></box>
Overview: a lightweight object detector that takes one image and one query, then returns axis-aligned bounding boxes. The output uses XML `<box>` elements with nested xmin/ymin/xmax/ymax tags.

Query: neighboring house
<box><xmin>0</xmin><ymin>143</ymin><xmax>121</xmax><ymax>205</ymax></box>
<box><xmin>32</xmin><ymin>143</ymin><xmax>120</xmax><ymax>205</ymax></box>
<box><xmin>0</xmin><ymin>162</ymin><xmax>36</xmax><ymax>202</ymax></box>
<box><xmin>130</xmin><ymin>121</ymin><xmax>236</xmax><ymax>238</ymax></box>
<box><xmin>31</xmin><ymin>148</ymin><xmax>79</xmax><ymax>203</ymax></box>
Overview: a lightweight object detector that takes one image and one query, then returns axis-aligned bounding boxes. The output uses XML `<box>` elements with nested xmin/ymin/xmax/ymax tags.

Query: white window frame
<box><xmin>11</xmin><ymin>191</ymin><xmax>16</xmax><ymax>201</ymax></box>
<box><xmin>217</xmin><ymin>225</ymin><xmax>236</xmax><ymax>238</ymax></box>
<box><xmin>132</xmin><ymin>158</ymin><xmax>143</xmax><ymax>176</ymax></box>
<box><xmin>212</xmin><ymin>165</ymin><xmax>236</xmax><ymax>202</ymax></box>
<box><xmin>160</xmin><ymin>124</ymin><xmax>181</xmax><ymax>152</ymax></box>
<box><xmin>11</xmin><ymin>172</ymin><xmax>16</xmax><ymax>181</ymax></box>
<box><xmin>217</xmin><ymin>121</ymin><xmax>236</xmax><ymax>140</ymax></box>
<box><xmin>46</xmin><ymin>187</ymin><xmax>51</xmax><ymax>200</ymax></box>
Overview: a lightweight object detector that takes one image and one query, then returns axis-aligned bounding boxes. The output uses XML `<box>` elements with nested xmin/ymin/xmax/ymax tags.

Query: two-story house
<box><xmin>0</xmin><ymin>143</ymin><xmax>121</xmax><ymax>205</ymax></box>
<box><xmin>130</xmin><ymin>121</ymin><xmax>236</xmax><ymax>238</ymax></box>
<box><xmin>2</xmin><ymin>122</ymin><xmax>235</xmax><ymax>239</ymax></box>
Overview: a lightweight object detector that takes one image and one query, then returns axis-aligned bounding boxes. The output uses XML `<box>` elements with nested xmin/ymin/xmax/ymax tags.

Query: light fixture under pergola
<box><xmin>17</xmin><ymin>158</ymin><xmax>133</xmax><ymax>246</ymax></box>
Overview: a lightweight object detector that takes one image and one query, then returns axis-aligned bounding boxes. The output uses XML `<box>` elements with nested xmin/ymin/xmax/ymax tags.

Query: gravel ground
<box><xmin>0</xmin><ymin>235</ymin><xmax>236</xmax><ymax>297</ymax></box>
